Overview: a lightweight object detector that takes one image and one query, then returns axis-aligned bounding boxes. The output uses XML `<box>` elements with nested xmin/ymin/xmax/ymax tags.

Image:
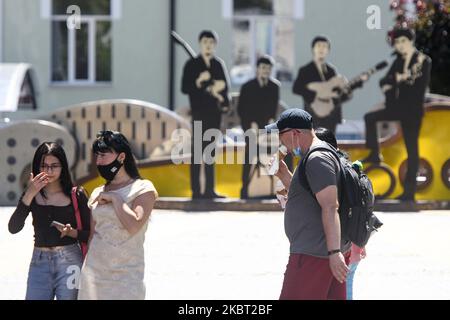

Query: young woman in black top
<box><xmin>8</xmin><ymin>142</ymin><xmax>90</xmax><ymax>300</ymax></box>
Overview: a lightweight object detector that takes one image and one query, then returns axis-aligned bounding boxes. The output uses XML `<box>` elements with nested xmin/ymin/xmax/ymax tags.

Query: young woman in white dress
<box><xmin>78</xmin><ymin>131</ymin><xmax>158</xmax><ymax>300</ymax></box>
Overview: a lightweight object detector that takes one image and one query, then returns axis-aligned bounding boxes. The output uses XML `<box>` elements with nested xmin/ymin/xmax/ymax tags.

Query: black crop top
<box><xmin>8</xmin><ymin>189</ymin><xmax>91</xmax><ymax>247</ymax></box>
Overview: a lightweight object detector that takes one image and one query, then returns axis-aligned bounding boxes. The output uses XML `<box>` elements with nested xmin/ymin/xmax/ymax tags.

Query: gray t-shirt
<box><xmin>284</xmin><ymin>141</ymin><xmax>351</xmax><ymax>257</ymax></box>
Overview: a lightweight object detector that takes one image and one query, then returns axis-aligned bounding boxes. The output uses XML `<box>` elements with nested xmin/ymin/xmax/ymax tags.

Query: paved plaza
<box><xmin>1</xmin><ymin>207</ymin><xmax>450</xmax><ymax>300</ymax></box>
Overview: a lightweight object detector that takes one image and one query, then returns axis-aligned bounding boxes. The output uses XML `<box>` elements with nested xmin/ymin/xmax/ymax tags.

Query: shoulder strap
<box><xmin>298</xmin><ymin>144</ymin><xmax>345</xmax><ymax>197</ymax></box>
<box><xmin>303</xmin><ymin>146</ymin><xmax>340</xmax><ymax>166</ymax></box>
<box><xmin>301</xmin><ymin>144</ymin><xmax>343</xmax><ymax>176</ymax></box>
<box><xmin>71</xmin><ymin>186</ymin><xmax>88</xmax><ymax>260</ymax></box>
<box><xmin>71</xmin><ymin>187</ymin><xmax>83</xmax><ymax>231</ymax></box>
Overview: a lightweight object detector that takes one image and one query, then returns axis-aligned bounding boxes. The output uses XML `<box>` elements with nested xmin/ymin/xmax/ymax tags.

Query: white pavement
<box><xmin>1</xmin><ymin>208</ymin><xmax>450</xmax><ymax>300</ymax></box>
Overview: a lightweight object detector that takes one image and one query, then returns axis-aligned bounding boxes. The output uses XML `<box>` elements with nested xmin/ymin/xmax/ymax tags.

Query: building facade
<box><xmin>1</xmin><ymin>0</ymin><xmax>393</xmax><ymax>123</ymax></box>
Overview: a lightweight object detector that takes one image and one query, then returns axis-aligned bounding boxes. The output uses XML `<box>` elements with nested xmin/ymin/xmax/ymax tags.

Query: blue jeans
<box><xmin>25</xmin><ymin>244</ymin><xmax>82</xmax><ymax>300</ymax></box>
<box><xmin>346</xmin><ymin>262</ymin><xmax>360</xmax><ymax>300</ymax></box>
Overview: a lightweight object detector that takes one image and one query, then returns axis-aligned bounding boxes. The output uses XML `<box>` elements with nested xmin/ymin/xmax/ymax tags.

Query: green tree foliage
<box><xmin>389</xmin><ymin>0</ymin><xmax>450</xmax><ymax>95</ymax></box>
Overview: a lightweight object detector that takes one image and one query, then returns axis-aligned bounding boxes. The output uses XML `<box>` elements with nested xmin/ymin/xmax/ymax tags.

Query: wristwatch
<box><xmin>327</xmin><ymin>249</ymin><xmax>341</xmax><ymax>256</ymax></box>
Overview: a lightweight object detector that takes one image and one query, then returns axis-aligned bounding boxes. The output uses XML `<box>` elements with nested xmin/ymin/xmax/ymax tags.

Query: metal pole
<box><xmin>168</xmin><ymin>0</ymin><xmax>176</xmax><ymax>111</ymax></box>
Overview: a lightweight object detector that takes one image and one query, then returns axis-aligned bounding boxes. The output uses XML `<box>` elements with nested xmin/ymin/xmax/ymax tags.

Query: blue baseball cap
<box><xmin>265</xmin><ymin>108</ymin><xmax>313</xmax><ymax>132</ymax></box>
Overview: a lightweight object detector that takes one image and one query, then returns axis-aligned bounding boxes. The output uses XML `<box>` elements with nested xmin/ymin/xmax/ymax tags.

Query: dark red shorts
<box><xmin>279</xmin><ymin>252</ymin><xmax>350</xmax><ymax>300</ymax></box>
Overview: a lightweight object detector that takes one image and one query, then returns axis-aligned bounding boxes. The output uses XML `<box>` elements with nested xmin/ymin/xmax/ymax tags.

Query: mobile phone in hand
<box><xmin>50</xmin><ymin>220</ymin><xmax>66</xmax><ymax>228</ymax></box>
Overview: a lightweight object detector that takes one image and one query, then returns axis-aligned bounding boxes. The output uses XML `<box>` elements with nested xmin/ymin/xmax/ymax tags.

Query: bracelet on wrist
<box><xmin>327</xmin><ymin>249</ymin><xmax>341</xmax><ymax>256</ymax></box>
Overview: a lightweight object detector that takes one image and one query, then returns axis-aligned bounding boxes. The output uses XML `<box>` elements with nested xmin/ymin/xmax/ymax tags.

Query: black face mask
<box><xmin>97</xmin><ymin>156</ymin><xmax>123</xmax><ymax>181</ymax></box>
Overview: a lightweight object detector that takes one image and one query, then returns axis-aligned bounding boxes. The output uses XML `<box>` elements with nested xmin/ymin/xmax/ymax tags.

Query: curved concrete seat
<box><xmin>0</xmin><ymin>120</ymin><xmax>77</xmax><ymax>205</ymax></box>
<box><xmin>3</xmin><ymin>95</ymin><xmax>448</xmax><ymax>202</ymax></box>
<box><xmin>46</xmin><ymin>99</ymin><xmax>190</xmax><ymax>183</ymax></box>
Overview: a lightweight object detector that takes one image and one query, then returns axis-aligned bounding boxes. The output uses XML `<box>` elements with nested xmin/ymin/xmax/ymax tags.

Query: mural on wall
<box><xmin>292</xmin><ymin>36</ymin><xmax>386</xmax><ymax>134</ymax></box>
<box><xmin>292</xmin><ymin>36</ymin><xmax>350</xmax><ymax>134</ymax></box>
<box><xmin>237</xmin><ymin>55</ymin><xmax>280</xmax><ymax>199</ymax></box>
<box><xmin>363</xmin><ymin>28</ymin><xmax>432</xmax><ymax>201</ymax></box>
<box><xmin>180</xmin><ymin>30</ymin><xmax>231</xmax><ymax>199</ymax></box>
<box><xmin>1</xmin><ymin>25</ymin><xmax>449</xmax><ymax>206</ymax></box>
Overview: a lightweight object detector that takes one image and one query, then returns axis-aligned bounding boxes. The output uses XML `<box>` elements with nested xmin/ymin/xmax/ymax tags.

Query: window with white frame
<box><xmin>51</xmin><ymin>0</ymin><xmax>112</xmax><ymax>84</ymax></box>
<box><xmin>230</xmin><ymin>0</ymin><xmax>298</xmax><ymax>85</ymax></box>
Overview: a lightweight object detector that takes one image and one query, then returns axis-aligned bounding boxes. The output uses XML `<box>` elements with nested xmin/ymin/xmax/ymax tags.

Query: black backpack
<box><xmin>298</xmin><ymin>143</ymin><xmax>383</xmax><ymax>247</ymax></box>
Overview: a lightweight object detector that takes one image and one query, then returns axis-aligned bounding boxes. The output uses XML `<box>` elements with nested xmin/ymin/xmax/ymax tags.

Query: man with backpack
<box><xmin>314</xmin><ymin>127</ymin><xmax>369</xmax><ymax>300</ymax></box>
<box><xmin>266</xmin><ymin>109</ymin><xmax>351</xmax><ymax>300</ymax></box>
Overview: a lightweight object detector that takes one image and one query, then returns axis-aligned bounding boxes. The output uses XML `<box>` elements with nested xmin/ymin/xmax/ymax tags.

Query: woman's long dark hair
<box><xmin>32</xmin><ymin>142</ymin><xmax>74</xmax><ymax>199</ymax></box>
<box><xmin>315</xmin><ymin>127</ymin><xmax>338</xmax><ymax>148</ymax></box>
<box><xmin>315</xmin><ymin>127</ymin><xmax>349</xmax><ymax>160</ymax></box>
<box><xmin>93</xmin><ymin>131</ymin><xmax>141</xmax><ymax>182</ymax></box>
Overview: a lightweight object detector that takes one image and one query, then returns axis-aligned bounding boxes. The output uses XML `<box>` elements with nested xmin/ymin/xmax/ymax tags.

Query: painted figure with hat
<box><xmin>363</xmin><ymin>27</ymin><xmax>432</xmax><ymax>202</ymax></box>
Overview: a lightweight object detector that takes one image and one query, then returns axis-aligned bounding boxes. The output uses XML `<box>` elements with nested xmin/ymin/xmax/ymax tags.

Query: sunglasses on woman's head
<box><xmin>96</xmin><ymin>130</ymin><xmax>127</xmax><ymax>143</ymax></box>
<box><xmin>97</xmin><ymin>130</ymin><xmax>116</xmax><ymax>138</ymax></box>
